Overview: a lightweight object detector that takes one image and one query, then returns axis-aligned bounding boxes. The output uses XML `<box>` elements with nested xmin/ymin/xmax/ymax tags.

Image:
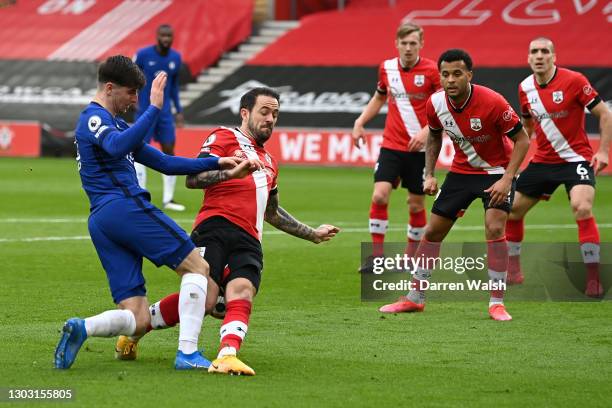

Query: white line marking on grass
<box><xmin>2</xmin><ymin>224</ymin><xmax>610</xmax><ymax>243</ymax></box>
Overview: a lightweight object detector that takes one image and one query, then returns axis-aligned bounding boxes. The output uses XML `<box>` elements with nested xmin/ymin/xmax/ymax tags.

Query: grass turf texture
<box><xmin>1</xmin><ymin>157</ymin><xmax>611</xmax><ymax>407</ymax></box>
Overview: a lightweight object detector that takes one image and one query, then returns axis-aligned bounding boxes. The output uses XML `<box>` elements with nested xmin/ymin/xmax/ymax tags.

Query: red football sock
<box><xmin>369</xmin><ymin>202</ymin><xmax>388</xmax><ymax>257</ymax></box>
<box><xmin>146</xmin><ymin>292</ymin><xmax>180</xmax><ymax>332</ymax></box>
<box><xmin>577</xmin><ymin>217</ymin><xmax>600</xmax><ymax>282</ymax></box>
<box><xmin>406</xmin><ymin>209</ymin><xmax>427</xmax><ymax>257</ymax></box>
<box><xmin>487</xmin><ymin>237</ymin><xmax>508</xmax><ymax>302</ymax></box>
<box><xmin>218</xmin><ymin>299</ymin><xmax>252</xmax><ymax>356</ymax></box>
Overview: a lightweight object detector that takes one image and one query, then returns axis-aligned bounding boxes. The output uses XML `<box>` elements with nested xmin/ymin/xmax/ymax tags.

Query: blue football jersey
<box><xmin>75</xmin><ymin>102</ymin><xmax>152</xmax><ymax>211</ymax></box>
<box><xmin>75</xmin><ymin>102</ymin><xmax>219</xmax><ymax>212</ymax></box>
<box><xmin>135</xmin><ymin>45</ymin><xmax>182</xmax><ymax>115</ymax></box>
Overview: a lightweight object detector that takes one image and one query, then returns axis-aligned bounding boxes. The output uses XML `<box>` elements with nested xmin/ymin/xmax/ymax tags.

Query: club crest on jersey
<box><xmin>169</xmin><ymin>61</ymin><xmax>176</xmax><ymax>70</ymax></box>
<box><xmin>470</xmin><ymin>118</ymin><xmax>482</xmax><ymax>131</ymax></box>
<box><xmin>552</xmin><ymin>91</ymin><xmax>563</xmax><ymax>104</ymax></box>
<box><xmin>414</xmin><ymin>75</ymin><xmax>425</xmax><ymax>87</ymax></box>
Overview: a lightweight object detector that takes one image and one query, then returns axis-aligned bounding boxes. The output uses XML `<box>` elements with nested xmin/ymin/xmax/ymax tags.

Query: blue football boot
<box><xmin>174</xmin><ymin>350</ymin><xmax>211</xmax><ymax>370</ymax></box>
<box><xmin>54</xmin><ymin>318</ymin><xmax>87</xmax><ymax>369</ymax></box>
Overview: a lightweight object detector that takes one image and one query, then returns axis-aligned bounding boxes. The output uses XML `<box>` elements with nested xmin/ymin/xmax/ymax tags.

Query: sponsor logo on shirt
<box><xmin>502</xmin><ymin>109</ymin><xmax>514</xmax><ymax>121</ymax></box>
<box><xmin>552</xmin><ymin>91</ymin><xmax>564</xmax><ymax>104</ymax></box>
<box><xmin>446</xmin><ymin>129</ymin><xmax>491</xmax><ymax>144</ymax></box>
<box><xmin>583</xmin><ymin>85</ymin><xmax>593</xmax><ymax>95</ymax></box>
<box><xmin>390</xmin><ymin>87</ymin><xmax>428</xmax><ymax>100</ymax></box>
<box><xmin>148</xmin><ymin>61</ymin><xmax>156</xmax><ymax>66</ymax></box>
<box><xmin>528</xmin><ymin>108</ymin><xmax>569</xmax><ymax>122</ymax></box>
<box><xmin>234</xmin><ymin>149</ymin><xmax>248</xmax><ymax>159</ymax></box>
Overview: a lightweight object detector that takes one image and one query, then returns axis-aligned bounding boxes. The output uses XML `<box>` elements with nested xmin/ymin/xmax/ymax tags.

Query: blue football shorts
<box><xmin>88</xmin><ymin>196</ymin><xmax>194</xmax><ymax>303</ymax></box>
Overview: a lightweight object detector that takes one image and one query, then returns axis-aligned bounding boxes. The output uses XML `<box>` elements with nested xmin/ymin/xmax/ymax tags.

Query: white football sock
<box><xmin>135</xmin><ymin>162</ymin><xmax>147</xmax><ymax>189</ymax></box>
<box><xmin>178</xmin><ymin>273</ymin><xmax>207</xmax><ymax>354</ymax></box>
<box><xmin>84</xmin><ymin>309</ymin><xmax>136</xmax><ymax>337</ymax></box>
<box><xmin>162</xmin><ymin>174</ymin><xmax>176</xmax><ymax>204</ymax></box>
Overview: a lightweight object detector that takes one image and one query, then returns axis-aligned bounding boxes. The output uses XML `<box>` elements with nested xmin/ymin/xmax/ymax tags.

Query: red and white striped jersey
<box><xmin>377</xmin><ymin>57</ymin><xmax>440</xmax><ymax>152</ymax></box>
<box><xmin>519</xmin><ymin>67</ymin><xmax>600</xmax><ymax>164</ymax></box>
<box><xmin>193</xmin><ymin>127</ymin><xmax>278</xmax><ymax>241</ymax></box>
<box><xmin>427</xmin><ymin>84</ymin><xmax>522</xmax><ymax>175</ymax></box>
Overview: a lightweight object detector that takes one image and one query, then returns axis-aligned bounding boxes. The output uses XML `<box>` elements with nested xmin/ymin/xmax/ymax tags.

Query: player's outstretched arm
<box><xmin>589</xmin><ymin>101</ymin><xmax>612</xmax><ymax>175</ymax></box>
<box><xmin>185</xmin><ymin>158</ymin><xmax>264</xmax><ymax>189</ymax></box>
<box><xmin>134</xmin><ymin>143</ymin><xmax>221</xmax><ymax>175</ymax></box>
<box><xmin>264</xmin><ymin>193</ymin><xmax>340</xmax><ymax>243</ymax></box>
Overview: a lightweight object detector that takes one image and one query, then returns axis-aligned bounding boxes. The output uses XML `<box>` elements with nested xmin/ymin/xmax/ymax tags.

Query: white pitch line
<box><xmin>1</xmin><ymin>224</ymin><xmax>611</xmax><ymax>243</ymax></box>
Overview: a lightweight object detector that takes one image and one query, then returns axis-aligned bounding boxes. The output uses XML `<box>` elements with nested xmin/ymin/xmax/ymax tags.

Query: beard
<box><xmin>248</xmin><ymin>118</ymin><xmax>273</xmax><ymax>146</ymax></box>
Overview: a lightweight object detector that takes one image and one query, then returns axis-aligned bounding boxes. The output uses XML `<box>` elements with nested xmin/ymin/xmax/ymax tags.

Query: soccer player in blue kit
<box><xmin>54</xmin><ymin>55</ymin><xmax>261</xmax><ymax>370</ymax></box>
<box><xmin>133</xmin><ymin>24</ymin><xmax>186</xmax><ymax>211</ymax></box>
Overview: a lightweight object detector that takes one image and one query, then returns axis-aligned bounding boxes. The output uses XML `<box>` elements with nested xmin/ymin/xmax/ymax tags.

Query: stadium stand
<box><xmin>1</xmin><ymin>0</ymin><xmax>610</xmax><ymax>169</ymax></box>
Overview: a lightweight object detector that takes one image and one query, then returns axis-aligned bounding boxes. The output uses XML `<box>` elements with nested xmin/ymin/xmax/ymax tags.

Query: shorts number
<box><xmin>576</xmin><ymin>163</ymin><xmax>590</xmax><ymax>180</ymax></box>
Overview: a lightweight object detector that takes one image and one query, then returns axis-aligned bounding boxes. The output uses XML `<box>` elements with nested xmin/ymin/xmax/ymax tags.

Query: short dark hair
<box><xmin>157</xmin><ymin>24</ymin><xmax>173</xmax><ymax>33</ymax></box>
<box><xmin>98</xmin><ymin>55</ymin><xmax>146</xmax><ymax>89</ymax></box>
<box><xmin>438</xmin><ymin>49</ymin><xmax>473</xmax><ymax>71</ymax></box>
<box><xmin>240</xmin><ymin>87</ymin><xmax>280</xmax><ymax>112</ymax></box>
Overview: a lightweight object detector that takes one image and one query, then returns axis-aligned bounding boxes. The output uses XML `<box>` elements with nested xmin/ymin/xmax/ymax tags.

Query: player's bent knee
<box><xmin>485</xmin><ymin>224</ymin><xmax>505</xmax><ymax>240</ymax></box>
<box><xmin>372</xmin><ymin>192</ymin><xmax>389</xmax><ymax>205</ymax></box>
<box><xmin>176</xmin><ymin>249</ymin><xmax>210</xmax><ymax>277</ymax></box>
<box><xmin>226</xmin><ymin>278</ymin><xmax>256</xmax><ymax>302</ymax></box>
<box><xmin>572</xmin><ymin>204</ymin><xmax>592</xmax><ymax>220</ymax></box>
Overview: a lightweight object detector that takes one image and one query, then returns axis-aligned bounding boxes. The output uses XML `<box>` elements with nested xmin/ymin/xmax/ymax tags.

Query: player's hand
<box><xmin>175</xmin><ymin>112</ymin><xmax>185</xmax><ymax>128</ymax></box>
<box><xmin>150</xmin><ymin>71</ymin><xmax>167</xmax><ymax>109</ymax></box>
<box><xmin>408</xmin><ymin>127</ymin><xmax>427</xmax><ymax>152</ymax></box>
<box><xmin>423</xmin><ymin>176</ymin><xmax>438</xmax><ymax>196</ymax></box>
<box><xmin>226</xmin><ymin>158</ymin><xmax>265</xmax><ymax>179</ymax></box>
<box><xmin>590</xmin><ymin>150</ymin><xmax>608</xmax><ymax>175</ymax></box>
<box><xmin>484</xmin><ymin>176</ymin><xmax>512</xmax><ymax>207</ymax></box>
<box><xmin>352</xmin><ymin>122</ymin><xmax>366</xmax><ymax>148</ymax></box>
<box><xmin>218</xmin><ymin>156</ymin><xmax>242</xmax><ymax>169</ymax></box>
<box><xmin>312</xmin><ymin>224</ymin><xmax>340</xmax><ymax>244</ymax></box>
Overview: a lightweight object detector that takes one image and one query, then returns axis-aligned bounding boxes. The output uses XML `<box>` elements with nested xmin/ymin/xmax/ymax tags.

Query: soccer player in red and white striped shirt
<box><xmin>505</xmin><ymin>38</ymin><xmax>612</xmax><ymax>297</ymax></box>
<box><xmin>352</xmin><ymin>23</ymin><xmax>440</xmax><ymax>271</ymax></box>
<box><xmin>115</xmin><ymin>88</ymin><xmax>340</xmax><ymax>375</ymax></box>
<box><xmin>379</xmin><ymin>49</ymin><xmax>530</xmax><ymax>321</ymax></box>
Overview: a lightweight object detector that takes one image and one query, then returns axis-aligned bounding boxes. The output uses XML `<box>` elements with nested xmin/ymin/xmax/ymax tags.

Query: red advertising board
<box><xmin>0</xmin><ymin>122</ymin><xmax>41</xmax><ymax>157</ymax></box>
<box><xmin>171</xmin><ymin>127</ymin><xmax>612</xmax><ymax>174</ymax></box>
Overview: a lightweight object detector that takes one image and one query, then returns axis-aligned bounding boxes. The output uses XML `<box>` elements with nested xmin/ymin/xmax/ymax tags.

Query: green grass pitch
<box><xmin>1</xmin><ymin>157</ymin><xmax>611</xmax><ymax>407</ymax></box>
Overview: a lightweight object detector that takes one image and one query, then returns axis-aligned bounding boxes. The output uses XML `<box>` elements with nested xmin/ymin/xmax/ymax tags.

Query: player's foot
<box><xmin>585</xmin><ymin>279</ymin><xmax>604</xmax><ymax>298</ymax></box>
<box><xmin>163</xmin><ymin>200</ymin><xmax>186</xmax><ymax>212</ymax></box>
<box><xmin>115</xmin><ymin>335</ymin><xmax>138</xmax><ymax>360</ymax></box>
<box><xmin>208</xmin><ymin>355</ymin><xmax>255</xmax><ymax>376</ymax></box>
<box><xmin>174</xmin><ymin>350</ymin><xmax>211</xmax><ymax>370</ymax></box>
<box><xmin>488</xmin><ymin>304</ymin><xmax>512</xmax><ymax>321</ymax></box>
<box><xmin>358</xmin><ymin>255</ymin><xmax>383</xmax><ymax>274</ymax></box>
<box><xmin>378</xmin><ymin>296</ymin><xmax>425</xmax><ymax>313</ymax></box>
<box><xmin>54</xmin><ymin>318</ymin><xmax>87</xmax><ymax>369</ymax></box>
<box><xmin>507</xmin><ymin>256</ymin><xmax>524</xmax><ymax>285</ymax></box>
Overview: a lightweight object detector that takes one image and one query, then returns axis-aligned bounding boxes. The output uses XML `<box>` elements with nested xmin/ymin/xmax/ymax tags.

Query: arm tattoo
<box><xmin>425</xmin><ymin>130</ymin><xmax>443</xmax><ymax>177</ymax></box>
<box><xmin>264</xmin><ymin>193</ymin><xmax>317</xmax><ymax>241</ymax></box>
<box><xmin>185</xmin><ymin>170</ymin><xmax>229</xmax><ymax>189</ymax></box>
